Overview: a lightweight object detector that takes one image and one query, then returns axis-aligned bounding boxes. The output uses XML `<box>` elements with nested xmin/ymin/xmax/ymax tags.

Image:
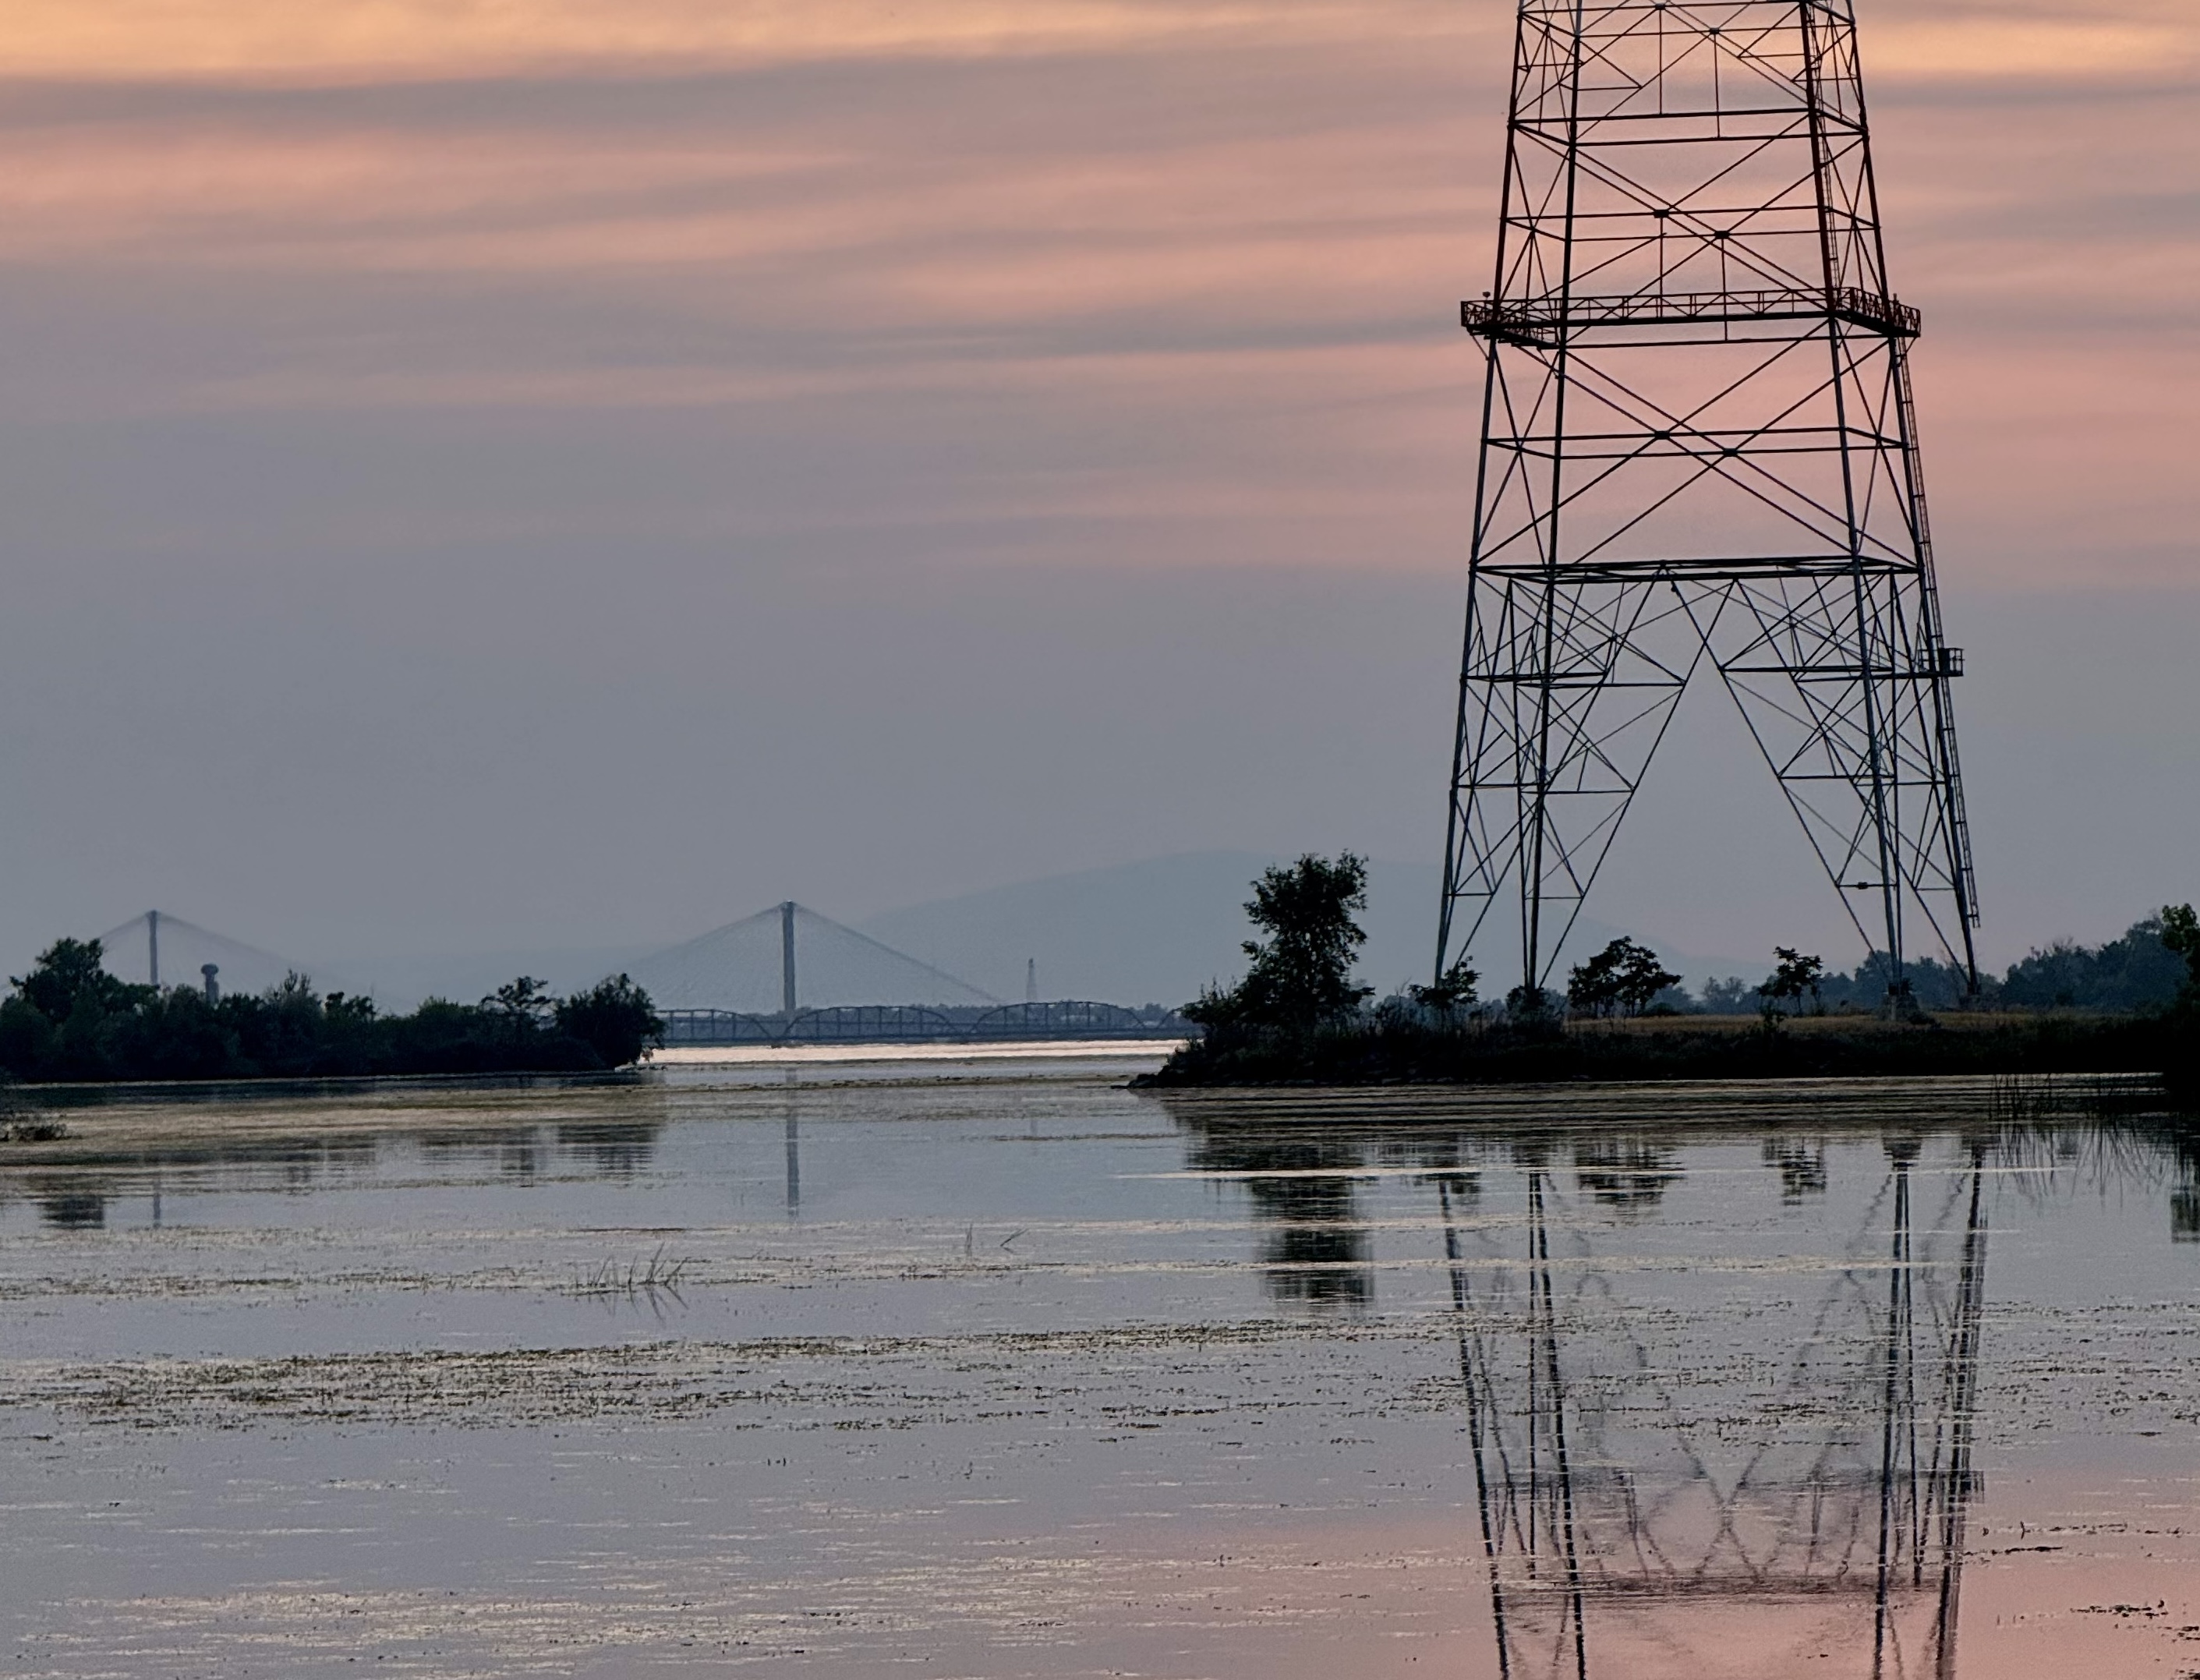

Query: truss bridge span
<box><xmin>658</xmin><ymin>999</ymin><xmax>1196</xmax><ymax>1049</ymax></box>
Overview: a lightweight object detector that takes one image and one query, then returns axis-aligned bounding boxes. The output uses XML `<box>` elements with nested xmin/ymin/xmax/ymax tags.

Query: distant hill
<box><xmin>856</xmin><ymin>851</ymin><xmax>1764</xmax><ymax>1007</ymax></box>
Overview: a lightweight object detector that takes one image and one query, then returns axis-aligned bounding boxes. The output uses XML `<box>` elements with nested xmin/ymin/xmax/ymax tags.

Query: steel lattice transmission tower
<box><xmin>1437</xmin><ymin>0</ymin><xmax>1979</xmax><ymax>1002</ymax></box>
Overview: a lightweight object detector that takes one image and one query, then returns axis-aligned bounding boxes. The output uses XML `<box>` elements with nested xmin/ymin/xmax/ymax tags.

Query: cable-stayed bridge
<box><xmin>628</xmin><ymin>900</ymin><xmax>996</xmax><ymax>1013</ymax></box>
<box><xmin>629</xmin><ymin>901</ymin><xmax>1193</xmax><ymax>1045</ymax></box>
<box><xmin>96</xmin><ymin>911</ymin><xmax>304</xmax><ymax>1000</ymax></box>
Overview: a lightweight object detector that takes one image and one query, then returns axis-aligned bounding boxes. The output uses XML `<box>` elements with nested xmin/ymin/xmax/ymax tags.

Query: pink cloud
<box><xmin>0</xmin><ymin>0</ymin><xmax>2189</xmax><ymax>591</ymax></box>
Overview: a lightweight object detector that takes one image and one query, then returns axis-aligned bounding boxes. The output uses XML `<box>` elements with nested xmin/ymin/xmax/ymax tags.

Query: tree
<box><xmin>1759</xmin><ymin>947</ymin><xmax>1826</xmax><ymax>1020</ymax></box>
<box><xmin>108</xmin><ymin>987</ymin><xmax>237</xmax><ymax>1081</ymax></box>
<box><xmin>2000</xmin><ymin>917</ymin><xmax>2184</xmax><ymax>1011</ymax></box>
<box><xmin>483</xmin><ymin>976</ymin><xmax>556</xmax><ymax>1035</ymax></box>
<box><xmin>12</xmin><ymin>938</ymin><xmax>143</xmax><ymax>1024</ymax></box>
<box><xmin>0</xmin><ymin>997</ymin><xmax>55</xmax><ymax>1078</ymax></box>
<box><xmin>1506</xmin><ymin>984</ymin><xmax>1561</xmax><ymax>1021</ymax></box>
<box><xmin>1567</xmin><ymin>947</ymin><xmax>1625</xmax><ymax>1017</ymax></box>
<box><xmin>1185</xmin><ymin>854</ymin><xmax>1373</xmax><ymax>1038</ymax></box>
<box><xmin>2163</xmin><ymin>904</ymin><xmax>2200</xmax><ymax>1004</ymax></box>
<box><xmin>1409</xmin><ymin>957</ymin><xmax>1480</xmax><ymax>1013</ymax></box>
<box><xmin>1567</xmin><ymin>938</ymin><xmax>1680</xmax><ymax>1019</ymax></box>
<box><xmin>1700</xmin><ymin>976</ymin><xmax>1756</xmax><ymax>1014</ymax></box>
<box><xmin>1615</xmin><ymin>944</ymin><xmax>1682</xmax><ymax>1016</ymax></box>
<box><xmin>221</xmin><ymin>972</ymin><xmax>333</xmax><ymax>1076</ymax></box>
<box><xmin>555</xmin><ymin>975</ymin><xmax>663</xmax><ymax>1068</ymax></box>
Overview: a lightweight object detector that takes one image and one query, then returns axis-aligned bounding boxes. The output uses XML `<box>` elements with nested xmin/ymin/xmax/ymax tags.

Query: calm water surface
<box><xmin>1</xmin><ymin>1064</ymin><xmax>2196</xmax><ymax>1678</ymax></box>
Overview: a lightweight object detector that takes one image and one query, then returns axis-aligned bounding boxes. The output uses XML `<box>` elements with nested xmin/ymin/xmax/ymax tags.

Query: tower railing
<box><xmin>1463</xmin><ymin>284</ymin><xmax>1919</xmax><ymax>342</ymax></box>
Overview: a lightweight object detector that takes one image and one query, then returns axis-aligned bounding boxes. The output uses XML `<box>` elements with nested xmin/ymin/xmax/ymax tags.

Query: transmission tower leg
<box><xmin>1932</xmin><ymin>1150</ymin><xmax>1989</xmax><ymax>1675</ymax></box>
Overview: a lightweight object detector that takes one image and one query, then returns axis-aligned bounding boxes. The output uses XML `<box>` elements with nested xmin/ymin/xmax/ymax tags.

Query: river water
<box><xmin>1</xmin><ymin>1063</ymin><xmax>2195</xmax><ymax>1678</ymax></box>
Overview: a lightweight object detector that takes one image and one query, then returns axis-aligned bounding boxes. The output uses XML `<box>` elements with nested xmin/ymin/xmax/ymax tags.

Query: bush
<box><xmin>556</xmin><ymin>975</ymin><xmax>664</xmax><ymax>1069</ymax></box>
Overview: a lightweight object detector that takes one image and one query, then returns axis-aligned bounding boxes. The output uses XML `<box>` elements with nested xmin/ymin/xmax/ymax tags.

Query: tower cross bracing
<box><xmin>1437</xmin><ymin>0</ymin><xmax>1979</xmax><ymax>1000</ymax></box>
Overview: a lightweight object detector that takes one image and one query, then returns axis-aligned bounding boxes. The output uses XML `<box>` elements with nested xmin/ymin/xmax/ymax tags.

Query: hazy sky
<box><xmin>0</xmin><ymin>0</ymin><xmax>2195</xmax><ymax>975</ymax></box>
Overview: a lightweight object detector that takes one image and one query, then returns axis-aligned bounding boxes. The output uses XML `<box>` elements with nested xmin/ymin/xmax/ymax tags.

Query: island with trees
<box><xmin>1147</xmin><ymin>854</ymin><xmax>2200</xmax><ymax>1092</ymax></box>
<box><xmin>0</xmin><ymin>938</ymin><xmax>662</xmax><ymax>1083</ymax></box>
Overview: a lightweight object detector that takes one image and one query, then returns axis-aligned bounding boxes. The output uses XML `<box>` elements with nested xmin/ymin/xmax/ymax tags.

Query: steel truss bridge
<box><xmin>657</xmin><ymin>999</ymin><xmax>1196</xmax><ymax>1048</ymax></box>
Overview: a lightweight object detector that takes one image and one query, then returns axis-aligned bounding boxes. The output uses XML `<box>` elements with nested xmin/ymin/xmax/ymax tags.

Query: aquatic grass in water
<box><xmin>566</xmin><ymin>1244</ymin><xmax>694</xmax><ymax>1304</ymax></box>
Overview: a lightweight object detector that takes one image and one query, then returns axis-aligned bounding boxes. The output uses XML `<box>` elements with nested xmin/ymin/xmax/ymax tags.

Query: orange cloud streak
<box><xmin>0</xmin><ymin>0</ymin><xmax>1467</xmax><ymax>80</ymax></box>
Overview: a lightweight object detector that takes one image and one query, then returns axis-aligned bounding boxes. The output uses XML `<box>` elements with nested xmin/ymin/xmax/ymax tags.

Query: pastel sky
<box><xmin>0</xmin><ymin>0</ymin><xmax>2194</xmax><ymax>973</ymax></box>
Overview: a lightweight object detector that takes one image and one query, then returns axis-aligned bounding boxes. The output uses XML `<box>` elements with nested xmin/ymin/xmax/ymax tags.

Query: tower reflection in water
<box><xmin>1183</xmin><ymin>1116</ymin><xmax>1990</xmax><ymax>1680</ymax></box>
<box><xmin>1445</xmin><ymin>1144</ymin><xmax>1985</xmax><ymax>1680</ymax></box>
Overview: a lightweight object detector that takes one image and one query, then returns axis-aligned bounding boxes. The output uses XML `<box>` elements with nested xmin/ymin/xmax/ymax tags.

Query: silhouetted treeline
<box><xmin>1690</xmin><ymin>915</ymin><xmax>2191</xmax><ymax>1014</ymax></box>
<box><xmin>1151</xmin><ymin>858</ymin><xmax>2200</xmax><ymax>1088</ymax></box>
<box><xmin>1150</xmin><ymin>1006</ymin><xmax>2198</xmax><ymax>1087</ymax></box>
<box><xmin>0</xmin><ymin>939</ymin><xmax>662</xmax><ymax>1082</ymax></box>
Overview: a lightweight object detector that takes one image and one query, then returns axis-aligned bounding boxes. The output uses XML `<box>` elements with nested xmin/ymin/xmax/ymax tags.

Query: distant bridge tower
<box><xmin>1438</xmin><ymin>0</ymin><xmax>1979</xmax><ymax>1001</ymax></box>
<box><xmin>780</xmin><ymin>900</ymin><xmax>798</xmax><ymax>1015</ymax></box>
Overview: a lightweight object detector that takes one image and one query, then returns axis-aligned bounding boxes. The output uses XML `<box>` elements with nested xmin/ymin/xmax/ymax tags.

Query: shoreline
<box><xmin>1139</xmin><ymin>1008</ymin><xmax>2198</xmax><ymax>1092</ymax></box>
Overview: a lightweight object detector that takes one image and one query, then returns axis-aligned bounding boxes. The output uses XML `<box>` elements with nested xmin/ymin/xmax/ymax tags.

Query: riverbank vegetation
<box><xmin>0</xmin><ymin>939</ymin><xmax>662</xmax><ymax>1082</ymax></box>
<box><xmin>1147</xmin><ymin>855</ymin><xmax>2200</xmax><ymax>1091</ymax></box>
